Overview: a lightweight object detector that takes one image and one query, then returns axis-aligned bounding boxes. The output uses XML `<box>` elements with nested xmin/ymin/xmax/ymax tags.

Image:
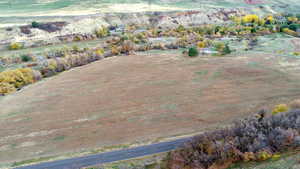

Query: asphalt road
<box><xmin>15</xmin><ymin>137</ymin><xmax>191</xmax><ymax>169</ymax></box>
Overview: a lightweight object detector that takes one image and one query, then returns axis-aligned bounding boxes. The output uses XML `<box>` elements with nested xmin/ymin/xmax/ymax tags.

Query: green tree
<box><xmin>188</xmin><ymin>47</ymin><xmax>199</xmax><ymax>57</ymax></box>
<box><xmin>32</xmin><ymin>21</ymin><xmax>40</xmax><ymax>28</ymax></box>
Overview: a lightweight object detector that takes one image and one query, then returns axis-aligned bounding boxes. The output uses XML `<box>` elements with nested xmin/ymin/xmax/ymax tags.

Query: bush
<box><xmin>95</xmin><ymin>26</ymin><xmax>109</xmax><ymax>38</ymax></box>
<box><xmin>0</xmin><ymin>68</ymin><xmax>35</xmax><ymax>95</ymax></box>
<box><xmin>197</xmin><ymin>41</ymin><xmax>206</xmax><ymax>48</ymax></box>
<box><xmin>214</xmin><ymin>42</ymin><xmax>232</xmax><ymax>55</ymax></box>
<box><xmin>95</xmin><ymin>48</ymin><xmax>104</xmax><ymax>56</ymax></box>
<box><xmin>72</xmin><ymin>45</ymin><xmax>80</xmax><ymax>52</ymax></box>
<box><xmin>0</xmin><ymin>82</ymin><xmax>16</xmax><ymax>95</ymax></box>
<box><xmin>166</xmin><ymin>109</ymin><xmax>300</xmax><ymax>169</ymax></box>
<box><xmin>121</xmin><ymin>40</ymin><xmax>135</xmax><ymax>54</ymax></box>
<box><xmin>111</xmin><ymin>45</ymin><xmax>121</xmax><ymax>55</ymax></box>
<box><xmin>288</xmin><ymin>24</ymin><xmax>300</xmax><ymax>32</ymax></box>
<box><xmin>242</xmin><ymin>14</ymin><xmax>259</xmax><ymax>24</ymax></box>
<box><xmin>223</xmin><ymin>44</ymin><xmax>232</xmax><ymax>55</ymax></box>
<box><xmin>20</xmin><ymin>55</ymin><xmax>32</xmax><ymax>62</ymax></box>
<box><xmin>9</xmin><ymin>42</ymin><xmax>23</xmax><ymax>50</ymax></box>
<box><xmin>31</xmin><ymin>21</ymin><xmax>40</xmax><ymax>28</ymax></box>
<box><xmin>282</xmin><ymin>28</ymin><xmax>299</xmax><ymax>37</ymax></box>
<box><xmin>188</xmin><ymin>47</ymin><xmax>199</xmax><ymax>57</ymax></box>
<box><xmin>272</xmin><ymin>104</ymin><xmax>289</xmax><ymax>115</ymax></box>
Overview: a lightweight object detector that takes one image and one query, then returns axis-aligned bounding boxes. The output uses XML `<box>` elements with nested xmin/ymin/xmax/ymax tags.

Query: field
<box><xmin>0</xmin><ymin>0</ymin><xmax>300</xmax><ymax>168</ymax></box>
<box><xmin>1</xmin><ymin>42</ymin><xmax>300</xmax><ymax>166</ymax></box>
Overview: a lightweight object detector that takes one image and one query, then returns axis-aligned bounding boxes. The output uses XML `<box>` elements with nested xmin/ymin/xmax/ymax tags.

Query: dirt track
<box><xmin>1</xmin><ymin>51</ymin><xmax>300</xmax><ymax>164</ymax></box>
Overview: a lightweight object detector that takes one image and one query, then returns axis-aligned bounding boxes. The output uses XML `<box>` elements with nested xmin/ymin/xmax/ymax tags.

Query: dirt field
<box><xmin>1</xmin><ymin>50</ymin><xmax>300</xmax><ymax>165</ymax></box>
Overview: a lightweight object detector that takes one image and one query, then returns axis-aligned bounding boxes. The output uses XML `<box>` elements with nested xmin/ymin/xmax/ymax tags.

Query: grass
<box><xmin>8</xmin><ymin>143</ymin><xmax>133</xmax><ymax>168</ymax></box>
<box><xmin>89</xmin><ymin>152</ymin><xmax>167</xmax><ymax>169</ymax></box>
<box><xmin>53</xmin><ymin>135</ymin><xmax>66</xmax><ymax>141</ymax></box>
<box><xmin>11</xmin><ymin>156</ymin><xmax>56</xmax><ymax>167</ymax></box>
<box><xmin>228</xmin><ymin>152</ymin><xmax>300</xmax><ymax>169</ymax></box>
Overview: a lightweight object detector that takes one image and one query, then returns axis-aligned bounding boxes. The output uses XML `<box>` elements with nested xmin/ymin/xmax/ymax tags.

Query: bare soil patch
<box><xmin>1</xmin><ymin>51</ymin><xmax>300</xmax><ymax>164</ymax></box>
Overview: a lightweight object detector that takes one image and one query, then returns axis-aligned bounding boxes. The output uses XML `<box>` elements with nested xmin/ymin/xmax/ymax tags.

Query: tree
<box><xmin>188</xmin><ymin>47</ymin><xmax>199</xmax><ymax>57</ymax></box>
<box><xmin>223</xmin><ymin>44</ymin><xmax>232</xmax><ymax>55</ymax></box>
<box><xmin>32</xmin><ymin>21</ymin><xmax>40</xmax><ymax>28</ymax></box>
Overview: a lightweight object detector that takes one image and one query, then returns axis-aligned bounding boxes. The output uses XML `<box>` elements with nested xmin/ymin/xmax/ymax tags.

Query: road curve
<box><xmin>15</xmin><ymin>137</ymin><xmax>191</xmax><ymax>169</ymax></box>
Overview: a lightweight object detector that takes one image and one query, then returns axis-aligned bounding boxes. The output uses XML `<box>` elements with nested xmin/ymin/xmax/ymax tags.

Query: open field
<box><xmin>0</xmin><ymin>1</ymin><xmax>300</xmax><ymax>168</ymax></box>
<box><xmin>1</xmin><ymin>47</ymin><xmax>300</xmax><ymax>166</ymax></box>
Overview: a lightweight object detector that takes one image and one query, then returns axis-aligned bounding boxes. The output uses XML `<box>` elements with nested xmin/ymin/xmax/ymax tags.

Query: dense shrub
<box><xmin>197</xmin><ymin>41</ymin><xmax>206</xmax><ymax>48</ymax></box>
<box><xmin>166</xmin><ymin>109</ymin><xmax>300</xmax><ymax>169</ymax></box>
<box><xmin>9</xmin><ymin>42</ymin><xmax>23</xmax><ymax>50</ymax></box>
<box><xmin>72</xmin><ymin>45</ymin><xmax>80</xmax><ymax>52</ymax></box>
<box><xmin>95</xmin><ymin>26</ymin><xmax>109</xmax><ymax>38</ymax></box>
<box><xmin>20</xmin><ymin>55</ymin><xmax>32</xmax><ymax>62</ymax></box>
<box><xmin>272</xmin><ymin>104</ymin><xmax>289</xmax><ymax>115</ymax></box>
<box><xmin>223</xmin><ymin>44</ymin><xmax>232</xmax><ymax>55</ymax></box>
<box><xmin>95</xmin><ymin>48</ymin><xmax>104</xmax><ymax>57</ymax></box>
<box><xmin>213</xmin><ymin>42</ymin><xmax>231</xmax><ymax>55</ymax></box>
<box><xmin>242</xmin><ymin>14</ymin><xmax>259</xmax><ymax>24</ymax></box>
<box><xmin>0</xmin><ymin>82</ymin><xmax>16</xmax><ymax>95</ymax></box>
<box><xmin>111</xmin><ymin>45</ymin><xmax>121</xmax><ymax>55</ymax></box>
<box><xmin>288</xmin><ymin>24</ymin><xmax>300</xmax><ymax>32</ymax></box>
<box><xmin>0</xmin><ymin>68</ymin><xmax>36</xmax><ymax>95</ymax></box>
<box><xmin>282</xmin><ymin>28</ymin><xmax>299</xmax><ymax>37</ymax></box>
<box><xmin>121</xmin><ymin>40</ymin><xmax>135</xmax><ymax>54</ymax></box>
<box><xmin>188</xmin><ymin>47</ymin><xmax>199</xmax><ymax>57</ymax></box>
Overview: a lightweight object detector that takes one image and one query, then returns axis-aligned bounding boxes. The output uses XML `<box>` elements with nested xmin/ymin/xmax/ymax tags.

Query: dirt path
<box><xmin>1</xmin><ymin>51</ymin><xmax>300</xmax><ymax>164</ymax></box>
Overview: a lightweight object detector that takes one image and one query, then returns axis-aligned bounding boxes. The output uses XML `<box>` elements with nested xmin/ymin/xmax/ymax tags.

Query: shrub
<box><xmin>280</xmin><ymin>24</ymin><xmax>289</xmax><ymax>32</ymax></box>
<box><xmin>166</xmin><ymin>109</ymin><xmax>300</xmax><ymax>169</ymax></box>
<box><xmin>9</xmin><ymin>42</ymin><xmax>23</xmax><ymax>50</ymax></box>
<box><xmin>0</xmin><ymin>68</ymin><xmax>35</xmax><ymax>94</ymax></box>
<box><xmin>95</xmin><ymin>48</ymin><xmax>104</xmax><ymax>56</ymax></box>
<box><xmin>121</xmin><ymin>40</ymin><xmax>135</xmax><ymax>54</ymax></box>
<box><xmin>288</xmin><ymin>24</ymin><xmax>300</xmax><ymax>32</ymax></box>
<box><xmin>31</xmin><ymin>21</ymin><xmax>40</xmax><ymax>28</ymax></box>
<box><xmin>282</xmin><ymin>28</ymin><xmax>299</xmax><ymax>37</ymax></box>
<box><xmin>214</xmin><ymin>42</ymin><xmax>231</xmax><ymax>55</ymax></box>
<box><xmin>242</xmin><ymin>14</ymin><xmax>259</xmax><ymax>24</ymax></box>
<box><xmin>272</xmin><ymin>104</ymin><xmax>289</xmax><ymax>115</ymax></box>
<box><xmin>46</xmin><ymin>59</ymin><xmax>58</xmax><ymax>72</ymax></box>
<box><xmin>111</xmin><ymin>45</ymin><xmax>121</xmax><ymax>55</ymax></box>
<box><xmin>287</xmin><ymin>17</ymin><xmax>298</xmax><ymax>23</ymax></box>
<box><xmin>74</xmin><ymin>35</ymin><xmax>82</xmax><ymax>41</ymax></box>
<box><xmin>72</xmin><ymin>45</ymin><xmax>80</xmax><ymax>52</ymax></box>
<box><xmin>223</xmin><ymin>44</ymin><xmax>232</xmax><ymax>55</ymax></box>
<box><xmin>197</xmin><ymin>41</ymin><xmax>206</xmax><ymax>48</ymax></box>
<box><xmin>176</xmin><ymin>25</ymin><xmax>186</xmax><ymax>32</ymax></box>
<box><xmin>95</xmin><ymin>26</ymin><xmax>109</xmax><ymax>38</ymax></box>
<box><xmin>265</xmin><ymin>16</ymin><xmax>274</xmax><ymax>25</ymax></box>
<box><xmin>188</xmin><ymin>47</ymin><xmax>199</xmax><ymax>57</ymax></box>
<box><xmin>0</xmin><ymin>82</ymin><xmax>16</xmax><ymax>95</ymax></box>
<box><xmin>20</xmin><ymin>55</ymin><xmax>32</xmax><ymax>62</ymax></box>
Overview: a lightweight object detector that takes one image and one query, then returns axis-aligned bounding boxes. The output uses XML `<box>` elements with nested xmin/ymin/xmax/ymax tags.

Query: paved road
<box><xmin>15</xmin><ymin>137</ymin><xmax>191</xmax><ymax>169</ymax></box>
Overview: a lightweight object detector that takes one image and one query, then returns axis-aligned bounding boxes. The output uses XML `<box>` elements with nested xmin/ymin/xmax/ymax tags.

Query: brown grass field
<box><xmin>1</xmin><ymin>50</ymin><xmax>300</xmax><ymax>164</ymax></box>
